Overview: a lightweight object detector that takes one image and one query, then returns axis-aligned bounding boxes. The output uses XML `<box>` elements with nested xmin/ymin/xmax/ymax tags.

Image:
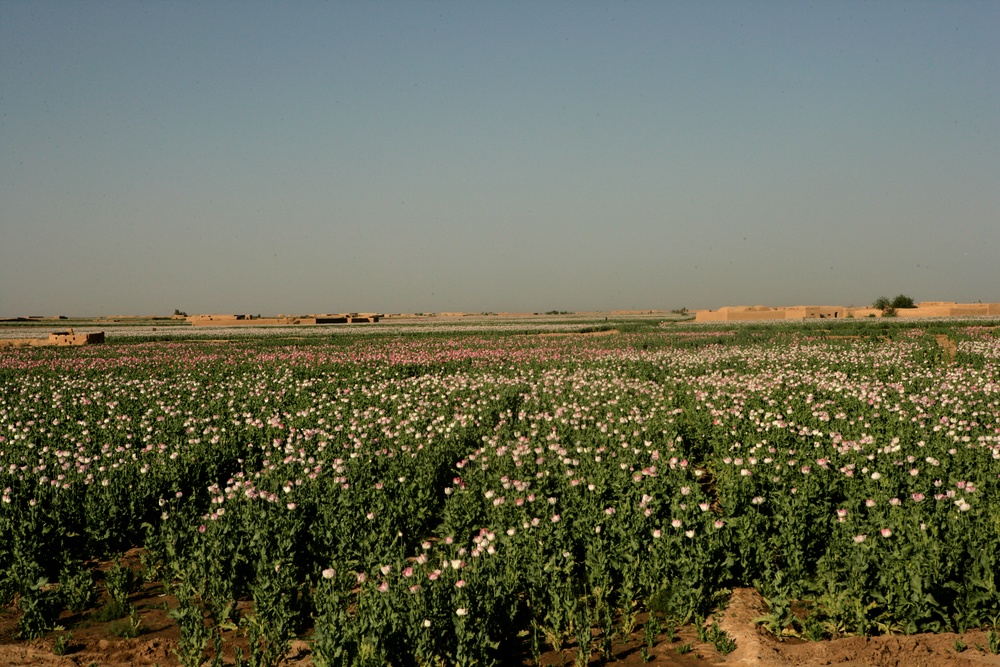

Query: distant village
<box><xmin>186</xmin><ymin>313</ymin><xmax>381</xmax><ymax>326</ymax></box>
<box><xmin>694</xmin><ymin>301</ymin><xmax>1000</xmax><ymax>321</ymax></box>
<box><xmin>3</xmin><ymin>302</ymin><xmax>1000</xmax><ymax>339</ymax></box>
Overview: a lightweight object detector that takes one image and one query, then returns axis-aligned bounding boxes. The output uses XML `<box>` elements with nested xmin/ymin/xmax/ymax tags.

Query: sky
<box><xmin>1</xmin><ymin>1</ymin><xmax>998</xmax><ymax>316</ymax></box>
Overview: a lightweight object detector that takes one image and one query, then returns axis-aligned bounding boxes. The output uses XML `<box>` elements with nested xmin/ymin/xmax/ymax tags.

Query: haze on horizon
<box><xmin>1</xmin><ymin>2</ymin><xmax>998</xmax><ymax>319</ymax></box>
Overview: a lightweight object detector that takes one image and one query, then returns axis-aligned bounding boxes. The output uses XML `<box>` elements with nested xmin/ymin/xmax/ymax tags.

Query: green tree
<box><xmin>890</xmin><ymin>294</ymin><xmax>915</xmax><ymax>309</ymax></box>
<box><xmin>872</xmin><ymin>295</ymin><xmax>916</xmax><ymax>314</ymax></box>
<box><xmin>872</xmin><ymin>296</ymin><xmax>891</xmax><ymax>312</ymax></box>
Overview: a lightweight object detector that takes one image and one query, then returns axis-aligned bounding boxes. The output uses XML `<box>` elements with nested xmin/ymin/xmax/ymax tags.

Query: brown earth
<box><xmin>3</xmin><ymin>576</ymin><xmax>999</xmax><ymax>667</ymax></box>
<box><xmin>935</xmin><ymin>334</ymin><xmax>958</xmax><ymax>364</ymax></box>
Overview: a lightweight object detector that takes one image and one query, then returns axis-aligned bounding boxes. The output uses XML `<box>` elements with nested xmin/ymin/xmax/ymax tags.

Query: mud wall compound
<box><xmin>695</xmin><ymin>302</ymin><xmax>1000</xmax><ymax>322</ymax></box>
<box><xmin>0</xmin><ymin>331</ymin><xmax>105</xmax><ymax>348</ymax></box>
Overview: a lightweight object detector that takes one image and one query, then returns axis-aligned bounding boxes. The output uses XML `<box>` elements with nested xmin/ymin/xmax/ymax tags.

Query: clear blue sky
<box><xmin>2</xmin><ymin>1</ymin><xmax>998</xmax><ymax>316</ymax></box>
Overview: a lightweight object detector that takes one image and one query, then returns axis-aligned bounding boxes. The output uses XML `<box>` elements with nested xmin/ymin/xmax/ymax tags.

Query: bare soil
<box><xmin>935</xmin><ymin>334</ymin><xmax>958</xmax><ymax>364</ymax></box>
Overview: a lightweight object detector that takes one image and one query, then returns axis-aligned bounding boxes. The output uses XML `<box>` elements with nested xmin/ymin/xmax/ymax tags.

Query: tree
<box><xmin>872</xmin><ymin>295</ymin><xmax>915</xmax><ymax>317</ymax></box>
<box><xmin>872</xmin><ymin>296</ymin><xmax>891</xmax><ymax>312</ymax></box>
<box><xmin>890</xmin><ymin>294</ymin><xmax>915</xmax><ymax>309</ymax></box>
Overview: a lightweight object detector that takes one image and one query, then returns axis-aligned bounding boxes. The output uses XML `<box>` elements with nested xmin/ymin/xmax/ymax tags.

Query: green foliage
<box><xmin>94</xmin><ymin>598</ymin><xmax>130</xmax><ymax>622</ymax></box>
<box><xmin>109</xmin><ymin>605</ymin><xmax>146</xmax><ymax>638</ymax></box>
<box><xmin>873</xmin><ymin>294</ymin><xmax>915</xmax><ymax>315</ymax></box>
<box><xmin>0</xmin><ymin>576</ymin><xmax>16</xmax><ymax>608</ymax></box>
<box><xmin>695</xmin><ymin>616</ymin><xmax>710</xmax><ymax>642</ymax></box>
<box><xmin>755</xmin><ymin>594</ymin><xmax>797</xmax><ymax>638</ymax></box>
<box><xmin>890</xmin><ymin>294</ymin><xmax>915</xmax><ymax>309</ymax></box>
<box><xmin>59</xmin><ymin>563</ymin><xmax>96</xmax><ymax>613</ymax></box>
<box><xmin>139</xmin><ymin>551</ymin><xmax>166</xmax><ymax>586</ymax></box>
<box><xmin>707</xmin><ymin>623</ymin><xmax>737</xmax><ymax>655</ymax></box>
<box><xmin>105</xmin><ymin>559</ymin><xmax>138</xmax><ymax>605</ymax></box>
<box><xmin>169</xmin><ymin>581</ymin><xmax>211</xmax><ymax>667</ymax></box>
<box><xmin>643</xmin><ymin>614</ymin><xmax>661</xmax><ymax>648</ymax></box>
<box><xmin>18</xmin><ymin>578</ymin><xmax>62</xmax><ymax>639</ymax></box>
<box><xmin>872</xmin><ymin>296</ymin><xmax>892</xmax><ymax>311</ymax></box>
<box><xmin>978</xmin><ymin>629</ymin><xmax>1000</xmax><ymax>654</ymax></box>
<box><xmin>649</xmin><ymin>584</ymin><xmax>685</xmax><ymax>620</ymax></box>
<box><xmin>52</xmin><ymin>629</ymin><xmax>73</xmax><ymax>656</ymax></box>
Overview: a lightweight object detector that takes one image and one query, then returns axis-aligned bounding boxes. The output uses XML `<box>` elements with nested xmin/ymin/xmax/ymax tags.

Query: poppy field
<box><xmin>2</xmin><ymin>322</ymin><xmax>1000</xmax><ymax>666</ymax></box>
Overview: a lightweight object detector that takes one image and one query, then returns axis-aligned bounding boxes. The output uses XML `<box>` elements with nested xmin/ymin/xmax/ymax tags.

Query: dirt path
<box><xmin>716</xmin><ymin>588</ymin><xmax>1000</xmax><ymax>667</ymax></box>
<box><xmin>936</xmin><ymin>334</ymin><xmax>958</xmax><ymax>364</ymax></box>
